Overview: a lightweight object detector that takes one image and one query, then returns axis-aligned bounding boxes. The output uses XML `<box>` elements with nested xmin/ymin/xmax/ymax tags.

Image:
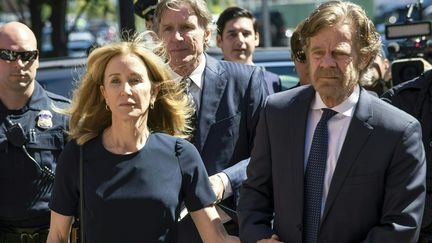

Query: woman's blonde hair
<box><xmin>67</xmin><ymin>32</ymin><xmax>194</xmax><ymax>145</ymax></box>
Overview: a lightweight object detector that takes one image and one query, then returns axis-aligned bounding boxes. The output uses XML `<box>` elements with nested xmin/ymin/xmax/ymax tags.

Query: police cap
<box><xmin>134</xmin><ymin>0</ymin><xmax>159</xmax><ymax>20</ymax></box>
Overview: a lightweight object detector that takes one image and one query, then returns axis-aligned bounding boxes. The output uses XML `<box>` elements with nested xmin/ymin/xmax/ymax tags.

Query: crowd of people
<box><xmin>0</xmin><ymin>0</ymin><xmax>431</xmax><ymax>243</ymax></box>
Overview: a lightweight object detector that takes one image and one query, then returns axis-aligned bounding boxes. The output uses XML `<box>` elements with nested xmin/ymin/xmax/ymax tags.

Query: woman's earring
<box><xmin>105</xmin><ymin>103</ymin><xmax>110</xmax><ymax>111</ymax></box>
<box><xmin>150</xmin><ymin>101</ymin><xmax>154</xmax><ymax>110</ymax></box>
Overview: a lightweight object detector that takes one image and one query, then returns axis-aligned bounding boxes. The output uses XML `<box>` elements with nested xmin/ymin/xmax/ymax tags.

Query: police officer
<box><xmin>382</xmin><ymin>69</ymin><xmax>432</xmax><ymax>243</ymax></box>
<box><xmin>134</xmin><ymin>0</ymin><xmax>159</xmax><ymax>30</ymax></box>
<box><xmin>0</xmin><ymin>22</ymin><xmax>69</xmax><ymax>243</ymax></box>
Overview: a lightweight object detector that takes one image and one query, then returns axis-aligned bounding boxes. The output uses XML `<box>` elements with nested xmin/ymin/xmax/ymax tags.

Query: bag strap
<box><xmin>79</xmin><ymin>145</ymin><xmax>85</xmax><ymax>242</ymax></box>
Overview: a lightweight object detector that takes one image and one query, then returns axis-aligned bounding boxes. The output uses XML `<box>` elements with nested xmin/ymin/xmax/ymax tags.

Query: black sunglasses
<box><xmin>0</xmin><ymin>49</ymin><xmax>39</xmax><ymax>62</ymax></box>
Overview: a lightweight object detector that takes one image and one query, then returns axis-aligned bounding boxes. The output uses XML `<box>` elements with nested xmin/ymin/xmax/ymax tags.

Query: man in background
<box><xmin>0</xmin><ymin>22</ymin><xmax>69</xmax><ymax>242</ymax></box>
<box><xmin>216</xmin><ymin>6</ymin><xmax>281</xmax><ymax>94</ymax></box>
<box><xmin>362</xmin><ymin>49</ymin><xmax>392</xmax><ymax>96</ymax></box>
<box><xmin>154</xmin><ymin>0</ymin><xmax>268</xmax><ymax>241</ymax></box>
<box><xmin>382</xmin><ymin>69</ymin><xmax>432</xmax><ymax>243</ymax></box>
<box><xmin>134</xmin><ymin>0</ymin><xmax>159</xmax><ymax>30</ymax></box>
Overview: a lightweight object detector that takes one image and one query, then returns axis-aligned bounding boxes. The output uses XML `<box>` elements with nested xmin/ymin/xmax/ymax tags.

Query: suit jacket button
<box><xmin>296</xmin><ymin>224</ymin><xmax>302</xmax><ymax>231</ymax></box>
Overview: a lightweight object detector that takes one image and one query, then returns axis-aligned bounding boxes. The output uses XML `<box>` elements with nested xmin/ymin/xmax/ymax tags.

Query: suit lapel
<box><xmin>195</xmin><ymin>54</ymin><xmax>227</xmax><ymax>152</ymax></box>
<box><xmin>321</xmin><ymin>88</ymin><xmax>374</xmax><ymax>223</ymax></box>
<box><xmin>289</xmin><ymin>86</ymin><xmax>316</xmax><ymax>217</ymax></box>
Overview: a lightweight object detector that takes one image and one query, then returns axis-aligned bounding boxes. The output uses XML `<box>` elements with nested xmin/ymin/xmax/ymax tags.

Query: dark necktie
<box><xmin>303</xmin><ymin>108</ymin><xmax>337</xmax><ymax>243</ymax></box>
<box><xmin>183</xmin><ymin>77</ymin><xmax>199</xmax><ymax>114</ymax></box>
<box><xmin>182</xmin><ymin>77</ymin><xmax>199</xmax><ymax>142</ymax></box>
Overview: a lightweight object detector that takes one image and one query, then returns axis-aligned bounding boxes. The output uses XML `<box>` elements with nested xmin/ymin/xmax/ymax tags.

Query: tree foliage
<box><xmin>1</xmin><ymin>0</ymin><xmax>115</xmax><ymax>58</ymax></box>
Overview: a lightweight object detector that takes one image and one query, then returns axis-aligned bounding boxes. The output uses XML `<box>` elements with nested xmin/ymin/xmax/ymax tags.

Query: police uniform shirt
<box><xmin>0</xmin><ymin>82</ymin><xmax>69</xmax><ymax>227</ymax></box>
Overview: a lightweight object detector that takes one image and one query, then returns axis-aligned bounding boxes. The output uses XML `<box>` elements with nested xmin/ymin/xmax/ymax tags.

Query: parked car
<box><xmin>36</xmin><ymin>57</ymin><xmax>86</xmax><ymax>98</ymax></box>
<box><xmin>41</xmin><ymin>26</ymin><xmax>96</xmax><ymax>58</ymax></box>
<box><xmin>67</xmin><ymin>31</ymin><xmax>96</xmax><ymax>57</ymax></box>
<box><xmin>207</xmin><ymin>47</ymin><xmax>298</xmax><ymax>90</ymax></box>
<box><xmin>254</xmin><ymin>10</ymin><xmax>289</xmax><ymax>47</ymax></box>
<box><xmin>252</xmin><ymin>47</ymin><xmax>298</xmax><ymax>90</ymax></box>
<box><xmin>36</xmin><ymin>47</ymin><xmax>298</xmax><ymax>99</ymax></box>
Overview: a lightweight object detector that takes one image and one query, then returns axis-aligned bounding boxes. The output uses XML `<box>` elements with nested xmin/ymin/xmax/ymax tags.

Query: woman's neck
<box><xmin>103</xmin><ymin>119</ymin><xmax>150</xmax><ymax>154</ymax></box>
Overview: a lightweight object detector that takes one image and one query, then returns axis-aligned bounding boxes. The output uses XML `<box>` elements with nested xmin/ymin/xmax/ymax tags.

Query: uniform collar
<box><xmin>28</xmin><ymin>82</ymin><xmax>52</xmax><ymax>110</ymax></box>
<box><xmin>0</xmin><ymin>82</ymin><xmax>51</xmax><ymax>114</ymax></box>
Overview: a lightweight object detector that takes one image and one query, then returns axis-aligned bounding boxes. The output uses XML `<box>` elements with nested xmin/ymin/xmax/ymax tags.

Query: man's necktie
<box><xmin>183</xmin><ymin>77</ymin><xmax>200</xmax><ymax>113</ymax></box>
<box><xmin>182</xmin><ymin>77</ymin><xmax>199</xmax><ymax>143</ymax></box>
<box><xmin>303</xmin><ymin>108</ymin><xmax>337</xmax><ymax>243</ymax></box>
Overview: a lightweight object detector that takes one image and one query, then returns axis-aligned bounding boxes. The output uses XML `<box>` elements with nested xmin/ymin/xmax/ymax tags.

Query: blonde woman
<box><xmin>47</xmin><ymin>33</ymin><xmax>239</xmax><ymax>243</ymax></box>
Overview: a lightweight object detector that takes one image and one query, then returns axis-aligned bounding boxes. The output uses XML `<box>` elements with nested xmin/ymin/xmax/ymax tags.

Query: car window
<box><xmin>207</xmin><ymin>47</ymin><xmax>299</xmax><ymax>91</ymax></box>
<box><xmin>257</xmin><ymin>62</ymin><xmax>299</xmax><ymax>90</ymax></box>
<box><xmin>36</xmin><ymin>58</ymin><xmax>86</xmax><ymax>98</ymax></box>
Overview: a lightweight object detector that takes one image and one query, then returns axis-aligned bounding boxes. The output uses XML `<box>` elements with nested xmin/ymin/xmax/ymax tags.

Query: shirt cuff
<box><xmin>216</xmin><ymin>172</ymin><xmax>232</xmax><ymax>200</ymax></box>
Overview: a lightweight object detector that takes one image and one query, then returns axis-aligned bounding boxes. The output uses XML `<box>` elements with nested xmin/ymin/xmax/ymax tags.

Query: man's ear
<box><xmin>204</xmin><ymin>28</ymin><xmax>212</xmax><ymax>47</ymax></box>
<box><xmin>216</xmin><ymin>34</ymin><xmax>223</xmax><ymax>48</ymax></box>
<box><xmin>255</xmin><ymin>31</ymin><xmax>260</xmax><ymax>47</ymax></box>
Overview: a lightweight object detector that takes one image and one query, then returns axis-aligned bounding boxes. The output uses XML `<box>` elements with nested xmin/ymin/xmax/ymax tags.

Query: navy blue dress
<box><xmin>49</xmin><ymin>132</ymin><xmax>216</xmax><ymax>243</ymax></box>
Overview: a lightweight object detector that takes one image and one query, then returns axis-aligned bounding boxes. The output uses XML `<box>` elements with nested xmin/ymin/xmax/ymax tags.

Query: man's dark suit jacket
<box><xmin>263</xmin><ymin>69</ymin><xmax>281</xmax><ymax>94</ymax></box>
<box><xmin>220</xmin><ymin>57</ymin><xmax>281</xmax><ymax>94</ymax></box>
<box><xmin>238</xmin><ymin>85</ymin><xmax>426</xmax><ymax>243</ymax></box>
<box><xmin>177</xmin><ymin>54</ymin><xmax>268</xmax><ymax>242</ymax></box>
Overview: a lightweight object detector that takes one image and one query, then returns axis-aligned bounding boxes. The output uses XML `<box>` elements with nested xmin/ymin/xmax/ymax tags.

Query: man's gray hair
<box><xmin>300</xmin><ymin>1</ymin><xmax>382</xmax><ymax>79</ymax></box>
<box><xmin>153</xmin><ymin>0</ymin><xmax>212</xmax><ymax>32</ymax></box>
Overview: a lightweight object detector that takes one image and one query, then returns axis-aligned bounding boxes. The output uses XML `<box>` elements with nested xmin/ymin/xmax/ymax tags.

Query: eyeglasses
<box><xmin>0</xmin><ymin>49</ymin><xmax>39</xmax><ymax>62</ymax></box>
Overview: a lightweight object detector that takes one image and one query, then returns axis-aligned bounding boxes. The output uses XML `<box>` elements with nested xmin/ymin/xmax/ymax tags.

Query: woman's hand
<box><xmin>225</xmin><ymin>235</ymin><xmax>241</xmax><ymax>242</ymax></box>
<box><xmin>46</xmin><ymin>211</ymin><xmax>74</xmax><ymax>243</ymax></box>
<box><xmin>257</xmin><ymin>234</ymin><xmax>283</xmax><ymax>243</ymax></box>
<box><xmin>191</xmin><ymin>205</ymin><xmax>237</xmax><ymax>243</ymax></box>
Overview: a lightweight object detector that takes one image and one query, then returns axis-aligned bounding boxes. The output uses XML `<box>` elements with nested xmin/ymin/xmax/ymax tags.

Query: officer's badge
<box><xmin>37</xmin><ymin>110</ymin><xmax>53</xmax><ymax>129</ymax></box>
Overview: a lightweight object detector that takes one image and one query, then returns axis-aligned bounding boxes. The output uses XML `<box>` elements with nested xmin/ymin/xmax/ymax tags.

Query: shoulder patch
<box><xmin>46</xmin><ymin>91</ymin><xmax>71</xmax><ymax>104</ymax></box>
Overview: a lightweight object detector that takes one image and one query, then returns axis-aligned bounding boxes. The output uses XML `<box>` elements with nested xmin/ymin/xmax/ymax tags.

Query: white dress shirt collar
<box><xmin>311</xmin><ymin>85</ymin><xmax>360</xmax><ymax>117</ymax></box>
<box><xmin>187</xmin><ymin>53</ymin><xmax>206</xmax><ymax>89</ymax></box>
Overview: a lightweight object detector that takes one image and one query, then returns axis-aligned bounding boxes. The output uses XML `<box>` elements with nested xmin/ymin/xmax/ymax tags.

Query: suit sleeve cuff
<box><xmin>216</xmin><ymin>172</ymin><xmax>233</xmax><ymax>199</ymax></box>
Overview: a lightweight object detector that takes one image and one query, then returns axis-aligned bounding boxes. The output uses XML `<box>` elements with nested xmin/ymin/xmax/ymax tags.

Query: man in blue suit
<box><xmin>238</xmin><ymin>1</ymin><xmax>426</xmax><ymax>243</ymax></box>
<box><xmin>216</xmin><ymin>6</ymin><xmax>281</xmax><ymax>94</ymax></box>
<box><xmin>154</xmin><ymin>0</ymin><xmax>268</xmax><ymax>240</ymax></box>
